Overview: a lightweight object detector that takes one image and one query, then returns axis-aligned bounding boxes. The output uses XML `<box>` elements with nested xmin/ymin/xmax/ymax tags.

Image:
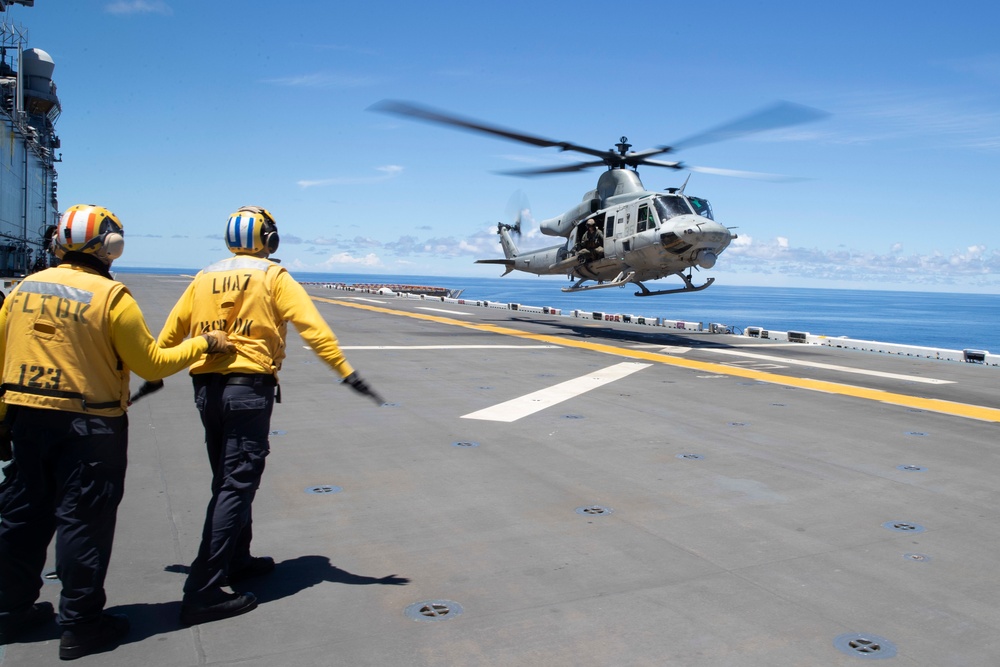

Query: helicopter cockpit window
<box><xmin>687</xmin><ymin>196</ymin><xmax>714</xmax><ymax>220</ymax></box>
<box><xmin>654</xmin><ymin>195</ymin><xmax>694</xmax><ymax>222</ymax></box>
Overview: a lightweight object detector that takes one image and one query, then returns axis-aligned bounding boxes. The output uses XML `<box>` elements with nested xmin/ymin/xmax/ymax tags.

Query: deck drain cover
<box><xmin>883</xmin><ymin>521</ymin><xmax>925</xmax><ymax>533</ymax></box>
<box><xmin>452</xmin><ymin>441</ymin><xmax>480</xmax><ymax>448</ymax></box>
<box><xmin>833</xmin><ymin>632</ymin><xmax>897</xmax><ymax>659</ymax></box>
<box><xmin>305</xmin><ymin>485</ymin><xmax>342</xmax><ymax>495</ymax></box>
<box><xmin>676</xmin><ymin>453</ymin><xmax>705</xmax><ymax>460</ymax></box>
<box><xmin>904</xmin><ymin>552</ymin><xmax>931</xmax><ymax>563</ymax></box>
<box><xmin>575</xmin><ymin>505</ymin><xmax>613</xmax><ymax>516</ymax></box>
<box><xmin>896</xmin><ymin>464</ymin><xmax>926</xmax><ymax>472</ymax></box>
<box><xmin>405</xmin><ymin>600</ymin><xmax>463</xmax><ymax>622</ymax></box>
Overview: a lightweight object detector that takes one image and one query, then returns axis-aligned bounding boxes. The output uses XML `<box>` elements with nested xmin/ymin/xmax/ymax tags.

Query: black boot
<box><xmin>179</xmin><ymin>590</ymin><xmax>257</xmax><ymax>627</ymax></box>
<box><xmin>0</xmin><ymin>601</ymin><xmax>55</xmax><ymax>644</ymax></box>
<box><xmin>58</xmin><ymin>613</ymin><xmax>130</xmax><ymax>660</ymax></box>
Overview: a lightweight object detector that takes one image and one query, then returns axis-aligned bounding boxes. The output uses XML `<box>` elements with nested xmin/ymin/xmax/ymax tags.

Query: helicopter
<box><xmin>370</xmin><ymin>100</ymin><xmax>827</xmax><ymax>296</ymax></box>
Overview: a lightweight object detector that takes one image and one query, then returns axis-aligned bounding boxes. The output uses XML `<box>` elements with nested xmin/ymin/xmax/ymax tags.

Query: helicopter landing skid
<box><xmin>634</xmin><ymin>274</ymin><xmax>715</xmax><ymax>297</ymax></box>
<box><xmin>562</xmin><ymin>271</ymin><xmax>636</xmax><ymax>293</ymax></box>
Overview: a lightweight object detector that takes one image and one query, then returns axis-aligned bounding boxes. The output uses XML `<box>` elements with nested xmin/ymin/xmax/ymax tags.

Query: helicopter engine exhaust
<box><xmin>539</xmin><ymin>198</ymin><xmax>601</xmax><ymax>237</ymax></box>
<box><xmin>696</xmin><ymin>250</ymin><xmax>718</xmax><ymax>269</ymax></box>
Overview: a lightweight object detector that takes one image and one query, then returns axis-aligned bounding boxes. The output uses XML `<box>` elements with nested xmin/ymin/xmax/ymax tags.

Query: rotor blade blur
<box><xmin>687</xmin><ymin>165</ymin><xmax>805</xmax><ymax>182</ymax></box>
<box><xmin>369</xmin><ymin>100</ymin><xmax>611</xmax><ymax>159</ymax></box>
<box><xmin>641</xmin><ymin>157</ymin><xmax>802</xmax><ymax>181</ymax></box>
<box><xmin>664</xmin><ymin>101</ymin><xmax>829</xmax><ymax>153</ymax></box>
<box><xmin>495</xmin><ymin>160</ymin><xmax>608</xmax><ymax>176</ymax></box>
<box><xmin>634</xmin><ymin>158</ymin><xmax>684</xmax><ymax>170</ymax></box>
<box><xmin>505</xmin><ymin>190</ymin><xmax>530</xmax><ymax>225</ymax></box>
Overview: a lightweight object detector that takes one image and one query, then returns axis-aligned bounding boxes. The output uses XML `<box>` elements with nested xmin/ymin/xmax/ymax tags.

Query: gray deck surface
<box><xmin>2</xmin><ymin>273</ymin><xmax>999</xmax><ymax>666</ymax></box>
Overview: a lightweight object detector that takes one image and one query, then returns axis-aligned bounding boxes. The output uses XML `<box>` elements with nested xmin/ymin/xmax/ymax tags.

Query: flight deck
<box><xmin>3</xmin><ymin>273</ymin><xmax>998</xmax><ymax>666</ymax></box>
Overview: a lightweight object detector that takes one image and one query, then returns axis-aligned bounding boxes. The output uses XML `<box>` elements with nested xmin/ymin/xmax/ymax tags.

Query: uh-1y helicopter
<box><xmin>370</xmin><ymin>100</ymin><xmax>827</xmax><ymax>296</ymax></box>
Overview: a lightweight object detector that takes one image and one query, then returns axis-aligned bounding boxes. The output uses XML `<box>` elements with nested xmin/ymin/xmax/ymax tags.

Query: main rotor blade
<box><xmin>634</xmin><ymin>158</ymin><xmax>684</xmax><ymax>170</ymax></box>
<box><xmin>496</xmin><ymin>159</ymin><xmax>608</xmax><ymax>176</ymax></box>
<box><xmin>641</xmin><ymin>158</ymin><xmax>801</xmax><ymax>181</ymax></box>
<box><xmin>369</xmin><ymin>99</ymin><xmax>611</xmax><ymax>160</ymax></box>
<box><xmin>664</xmin><ymin>101</ymin><xmax>829</xmax><ymax>153</ymax></box>
<box><xmin>686</xmin><ymin>165</ymin><xmax>804</xmax><ymax>182</ymax></box>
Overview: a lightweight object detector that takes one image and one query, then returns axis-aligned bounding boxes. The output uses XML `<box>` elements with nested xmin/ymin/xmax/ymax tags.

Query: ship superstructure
<box><xmin>0</xmin><ymin>0</ymin><xmax>59</xmax><ymax>277</ymax></box>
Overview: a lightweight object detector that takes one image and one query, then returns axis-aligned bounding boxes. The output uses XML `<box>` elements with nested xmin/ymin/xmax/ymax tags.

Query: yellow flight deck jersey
<box><xmin>158</xmin><ymin>256</ymin><xmax>355</xmax><ymax>380</ymax></box>
<box><xmin>0</xmin><ymin>263</ymin><xmax>212</xmax><ymax>418</ymax></box>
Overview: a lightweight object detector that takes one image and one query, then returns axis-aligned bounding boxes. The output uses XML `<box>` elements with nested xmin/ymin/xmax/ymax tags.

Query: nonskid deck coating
<box><xmin>2</xmin><ymin>273</ymin><xmax>999</xmax><ymax>666</ymax></box>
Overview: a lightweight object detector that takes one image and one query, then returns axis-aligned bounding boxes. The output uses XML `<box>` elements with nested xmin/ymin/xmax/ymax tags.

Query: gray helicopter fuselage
<box><xmin>496</xmin><ymin>178</ymin><xmax>733</xmax><ymax>286</ymax></box>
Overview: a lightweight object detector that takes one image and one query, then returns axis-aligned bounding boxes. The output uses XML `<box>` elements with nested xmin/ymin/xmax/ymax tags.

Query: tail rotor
<box><xmin>500</xmin><ymin>189</ymin><xmax>529</xmax><ymax>237</ymax></box>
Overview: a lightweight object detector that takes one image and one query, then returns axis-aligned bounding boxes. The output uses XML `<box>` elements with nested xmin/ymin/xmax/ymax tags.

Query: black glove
<box><xmin>129</xmin><ymin>379</ymin><xmax>165</xmax><ymax>405</ymax></box>
<box><xmin>344</xmin><ymin>372</ymin><xmax>385</xmax><ymax>406</ymax></box>
<box><xmin>0</xmin><ymin>421</ymin><xmax>11</xmax><ymax>462</ymax></box>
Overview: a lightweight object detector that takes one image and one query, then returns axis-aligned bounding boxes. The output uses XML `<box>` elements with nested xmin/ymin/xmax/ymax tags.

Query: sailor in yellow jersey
<box><xmin>0</xmin><ymin>204</ymin><xmax>233</xmax><ymax>661</ymax></box>
<box><xmin>157</xmin><ymin>205</ymin><xmax>382</xmax><ymax>627</ymax></box>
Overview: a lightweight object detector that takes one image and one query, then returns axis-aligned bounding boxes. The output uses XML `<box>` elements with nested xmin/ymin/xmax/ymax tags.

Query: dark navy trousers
<box><xmin>0</xmin><ymin>407</ymin><xmax>127</xmax><ymax>626</ymax></box>
<box><xmin>183</xmin><ymin>375</ymin><xmax>273</xmax><ymax>601</ymax></box>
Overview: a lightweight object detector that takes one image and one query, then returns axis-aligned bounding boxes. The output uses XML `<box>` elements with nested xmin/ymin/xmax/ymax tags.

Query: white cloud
<box><xmin>322</xmin><ymin>252</ymin><xmax>382</xmax><ymax>268</ymax></box>
<box><xmin>725</xmin><ymin>236</ymin><xmax>1000</xmax><ymax>286</ymax></box>
<box><xmin>262</xmin><ymin>72</ymin><xmax>379</xmax><ymax>89</ymax></box>
<box><xmin>298</xmin><ymin>165</ymin><xmax>403</xmax><ymax>189</ymax></box>
<box><xmin>825</xmin><ymin>90</ymin><xmax>1000</xmax><ymax>152</ymax></box>
<box><xmin>105</xmin><ymin>0</ymin><xmax>172</xmax><ymax>15</ymax></box>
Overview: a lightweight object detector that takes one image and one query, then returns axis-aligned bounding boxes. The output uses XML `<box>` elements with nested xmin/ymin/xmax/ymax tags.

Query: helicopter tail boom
<box><xmin>475</xmin><ymin>258</ymin><xmax>515</xmax><ymax>276</ymax></box>
<box><xmin>475</xmin><ymin>222</ymin><xmax>519</xmax><ymax>276</ymax></box>
<box><xmin>497</xmin><ymin>223</ymin><xmax>519</xmax><ymax>259</ymax></box>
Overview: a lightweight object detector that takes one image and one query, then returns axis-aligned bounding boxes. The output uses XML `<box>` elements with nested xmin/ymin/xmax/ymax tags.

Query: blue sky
<box><xmin>12</xmin><ymin>1</ymin><xmax>1000</xmax><ymax>292</ymax></box>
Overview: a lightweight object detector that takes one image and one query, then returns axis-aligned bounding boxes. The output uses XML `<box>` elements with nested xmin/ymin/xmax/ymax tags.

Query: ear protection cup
<box><xmin>103</xmin><ymin>232</ymin><xmax>125</xmax><ymax>260</ymax></box>
<box><xmin>262</xmin><ymin>220</ymin><xmax>280</xmax><ymax>254</ymax></box>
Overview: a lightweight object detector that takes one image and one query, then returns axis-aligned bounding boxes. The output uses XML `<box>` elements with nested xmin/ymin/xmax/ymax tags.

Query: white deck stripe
<box><xmin>697</xmin><ymin>348</ymin><xmax>954</xmax><ymax>384</ymax></box>
<box><xmin>461</xmin><ymin>362</ymin><xmax>651</xmax><ymax>422</ymax></box>
<box><xmin>416</xmin><ymin>307</ymin><xmax>472</xmax><ymax>316</ymax></box>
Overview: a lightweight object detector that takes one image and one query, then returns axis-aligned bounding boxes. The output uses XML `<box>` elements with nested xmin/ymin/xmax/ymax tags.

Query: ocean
<box><xmin>115</xmin><ymin>268</ymin><xmax>1000</xmax><ymax>354</ymax></box>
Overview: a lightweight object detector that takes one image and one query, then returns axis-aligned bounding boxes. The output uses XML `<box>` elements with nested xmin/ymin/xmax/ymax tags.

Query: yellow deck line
<box><xmin>315</xmin><ymin>296</ymin><xmax>1000</xmax><ymax>423</ymax></box>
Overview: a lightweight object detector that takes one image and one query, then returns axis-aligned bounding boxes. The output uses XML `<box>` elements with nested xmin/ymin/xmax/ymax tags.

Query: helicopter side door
<box><xmin>624</xmin><ymin>201</ymin><xmax>667</xmax><ymax>272</ymax></box>
<box><xmin>617</xmin><ymin>204</ymin><xmax>636</xmax><ymax>255</ymax></box>
<box><xmin>603</xmin><ymin>204</ymin><xmax>632</xmax><ymax>259</ymax></box>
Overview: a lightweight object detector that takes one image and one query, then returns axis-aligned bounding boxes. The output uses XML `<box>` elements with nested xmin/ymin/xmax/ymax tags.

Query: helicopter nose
<box><xmin>683</xmin><ymin>219</ymin><xmax>732</xmax><ymax>249</ymax></box>
<box><xmin>661</xmin><ymin>217</ymin><xmax>733</xmax><ymax>260</ymax></box>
